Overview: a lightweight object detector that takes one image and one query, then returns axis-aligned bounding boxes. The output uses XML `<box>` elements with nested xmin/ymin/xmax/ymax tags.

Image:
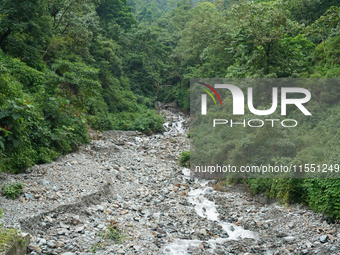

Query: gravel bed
<box><xmin>1</xmin><ymin>106</ymin><xmax>340</xmax><ymax>255</ymax></box>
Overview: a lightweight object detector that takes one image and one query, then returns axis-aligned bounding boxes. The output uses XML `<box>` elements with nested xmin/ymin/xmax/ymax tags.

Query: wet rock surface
<box><xmin>1</xmin><ymin>105</ymin><xmax>340</xmax><ymax>254</ymax></box>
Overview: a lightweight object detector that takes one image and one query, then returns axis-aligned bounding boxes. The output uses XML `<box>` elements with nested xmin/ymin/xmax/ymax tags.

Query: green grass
<box><xmin>2</xmin><ymin>183</ymin><xmax>24</xmax><ymax>200</ymax></box>
<box><xmin>90</xmin><ymin>225</ymin><xmax>126</xmax><ymax>253</ymax></box>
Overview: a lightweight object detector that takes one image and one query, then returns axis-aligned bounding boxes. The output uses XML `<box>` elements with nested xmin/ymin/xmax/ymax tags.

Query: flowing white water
<box><xmin>163</xmin><ymin>169</ymin><xmax>255</xmax><ymax>254</ymax></box>
<box><xmin>162</xmin><ymin>114</ymin><xmax>186</xmax><ymax>134</ymax></box>
<box><xmin>162</xmin><ymin>111</ymin><xmax>255</xmax><ymax>254</ymax></box>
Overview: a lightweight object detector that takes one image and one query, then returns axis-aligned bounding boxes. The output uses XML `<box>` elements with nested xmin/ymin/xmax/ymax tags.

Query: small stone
<box><xmin>56</xmin><ymin>241</ymin><xmax>64</xmax><ymax>248</ymax></box>
<box><xmin>331</xmin><ymin>246</ymin><xmax>338</xmax><ymax>251</ymax></box>
<box><xmin>228</xmin><ymin>225</ymin><xmax>235</xmax><ymax>231</ymax></box>
<box><xmin>104</xmin><ymin>209</ymin><xmax>113</xmax><ymax>214</ymax></box>
<box><xmin>47</xmin><ymin>240</ymin><xmax>56</xmax><ymax>247</ymax></box>
<box><xmin>60</xmin><ymin>223</ymin><xmax>69</xmax><ymax>229</ymax></box>
<box><xmin>24</xmin><ymin>193</ymin><xmax>33</xmax><ymax>199</ymax></box>
<box><xmin>39</xmin><ymin>238</ymin><xmax>47</xmax><ymax>245</ymax></box>
<box><xmin>28</xmin><ymin>245</ymin><xmax>41</xmax><ymax>253</ymax></box>
<box><xmin>153</xmin><ymin>212</ymin><xmax>161</xmax><ymax>219</ymax></box>
<box><xmin>319</xmin><ymin>235</ymin><xmax>328</xmax><ymax>243</ymax></box>
<box><xmin>188</xmin><ymin>245</ymin><xmax>199</xmax><ymax>253</ymax></box>
<box><xmin>283</xmin><ymin>236</ymin><xmax>295</xmax><ymax>242</ymax></box>
<box><xmin>39</xmin><ymin>179</ymin><xmax>49</xmax><ymax>185</ymax></box>
<box><xmin>75</xmin><ymin>226</ymin><xmax>84</xmax><ymax>232</ymax></box>
<box><xmin>133</xmin><ymin>246</ymin><xmax>141</xmax><ymax>252</ymax></box>
<box><xmin>117</xmin><ymin>249</ymin><xmax>125</xmax><ymax>254</ymax></box>
<box><xmin>97</xmin><ymin>224</ymin><xmax>105</xmax><ymax>229</ymax></box>
<box><xmin>58</xmin><ymin>230</ymin><xmax>66</xmax><ymax>235</ymax></box>
<box><xmin>200</xmin><ymin>229</ymin><xmax>207</xmax><ymax>236</ymax></box>
<box><xmin>285</xmin><ymin>245</ymin><xmax>294</xmax><ymax>251</ymax></box>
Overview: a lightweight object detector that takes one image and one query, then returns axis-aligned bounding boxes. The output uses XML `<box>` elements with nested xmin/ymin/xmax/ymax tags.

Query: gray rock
<box><xmin>38</xmin><ymin>238</ymin><xmax>47</xmax><ymax>245</ymax></box>
<box><xmin>47</xmin><ymin>240</ymin><xmax>56</xmax><ymax>247</ymax></box>
<box><xmin>24</xmin><ymin>193</ymin><xmax>33</xmax><ymax>199</ymax></box>
<box><xmin>133</xmin><ymin>245</ymin><xmax>141</xmax><ymax>252</ymax></box>
<box><xmin>153</xmin><ymin>212</ymin><xmax>161</xmax><ymax>219</ymax></box>
<box><xmin>319</xmin><ymin>235</ymin><xmax>328</xmax><ymax>243</ymax></box>
<box><xmin>283</xmin><ymin>236</ymin><xmax>295</xmax><ymax>242</ymax></box>
<box><xmin>97</xmin><ymin>224</ymin><xmax>105</xmax><ymax>229</ymax></box>
<box><xmin>200</xmin><ymin>229</ymin><xmax>207</xmax><ymax>236</ymax></box>
<box><xmin>39</xmin><ymin>179</ymin><xmax>49</xmax><ymax>185</ymax></box>
<box><xmin>331</xmin><ymin>246</ymin><xmax>338</xmax><ymax>251</ymax></box>
<box><xmin>187</xmin><ymin>244</ymin><xmax>199</xmax><ymax>253</ymax></box>
<box><xmin>75</xmin><ymin>226</ymin><xmax>84</xmax><ymax>232</ymax></box>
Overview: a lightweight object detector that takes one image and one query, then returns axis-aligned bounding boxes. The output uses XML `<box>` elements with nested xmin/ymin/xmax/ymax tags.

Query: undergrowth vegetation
<box><xmin>1</xmin><ymin>183</ymin><xmax>24</xmax><ymax>200</ymax></box>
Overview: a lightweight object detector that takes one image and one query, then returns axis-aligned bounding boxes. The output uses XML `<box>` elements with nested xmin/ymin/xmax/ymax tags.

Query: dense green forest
<box><xmin>1</xmin><ymin>0</ymin><xmax>340</xmax><ymax>218</ymax></box>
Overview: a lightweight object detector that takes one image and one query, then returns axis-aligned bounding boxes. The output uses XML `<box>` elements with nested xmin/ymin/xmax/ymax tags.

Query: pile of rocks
<box><xmin>0</xmin><ymin>107</ymin><xmax>340</xmax><ymax>255</ymax></box>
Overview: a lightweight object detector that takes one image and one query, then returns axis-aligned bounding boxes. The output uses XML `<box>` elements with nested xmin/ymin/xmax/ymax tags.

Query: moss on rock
<box><xmin>0</xmin><ymin>228</ymin><xmax>29</xmax><ymax>255</ymax></box>
<box><xmin>0</xmin><ymin>228</ymin><xmax>18</xmax><ymax>253</ymax></box>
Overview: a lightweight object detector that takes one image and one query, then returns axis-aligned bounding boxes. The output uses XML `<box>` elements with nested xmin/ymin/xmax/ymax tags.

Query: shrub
<box><xmin>2</xmin><ymin>183</ymin><xmax>24</xmax><ymax>199</ymax></box>
<box><xmin>304</xmin><ymin>178</ymin><xmax>340</xmax><ymax>220</ymax></box>
<box><xmin>179</xmin><ymin>151</ymin><xmax>190</xmax><ymax>167</ymax></box>
<box><xmin>132</xmin><ymin>110</ymin><xmax>164</xmax><ymax>133</ymax></box>
<box><xmin>101</xmin><ymin>225</ymin><xmax>126</xmax><ymax>244</ymax></box>
<box><xmin>90</xmin><ymin>225</ymin><xmax>126</xmax><ymax>253</ymax></box>
<box><xmin>243</xmin><ymin>178</ymin><xmax>307</xmax><ymax>204</ymax></box>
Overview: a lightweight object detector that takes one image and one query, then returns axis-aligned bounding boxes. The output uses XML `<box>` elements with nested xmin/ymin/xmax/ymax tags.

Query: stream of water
<box><xmin>161</xmin><ymin>109</ymin><xmax>255</xmax><ymax>254</ymax></box>
<box><xmin>162</xmin><ymin>168</ymin><xmax>255</xmax><ymax>254</ymax></box>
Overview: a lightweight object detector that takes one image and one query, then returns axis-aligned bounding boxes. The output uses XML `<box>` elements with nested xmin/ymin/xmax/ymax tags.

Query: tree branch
<box><xmin>54</xmin><ymin>0</ymin><xmax>78</xmax><ymax>30</ymax></box>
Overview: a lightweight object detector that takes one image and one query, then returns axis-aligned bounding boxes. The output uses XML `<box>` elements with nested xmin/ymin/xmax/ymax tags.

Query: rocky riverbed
<box><xmin>1</xmin><ymin>104</ymin><xmax>340</xmax><ymax>255</ymax></box>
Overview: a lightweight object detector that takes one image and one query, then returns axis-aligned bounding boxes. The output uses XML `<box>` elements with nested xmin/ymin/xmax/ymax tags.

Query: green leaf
<box><xmin>12</xmin><ymin>112</ymin><xmax>22</xmax><ymax>120</ymax></box>
<box><xmin>12</xmin><ymin>138</ymin><xmax>19</xmax><ymax>147</ymax></box>
<box><xmin>0</xmin><ymin>140</ymin><xmax>4</xmax><ymax>150</ymax></box>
